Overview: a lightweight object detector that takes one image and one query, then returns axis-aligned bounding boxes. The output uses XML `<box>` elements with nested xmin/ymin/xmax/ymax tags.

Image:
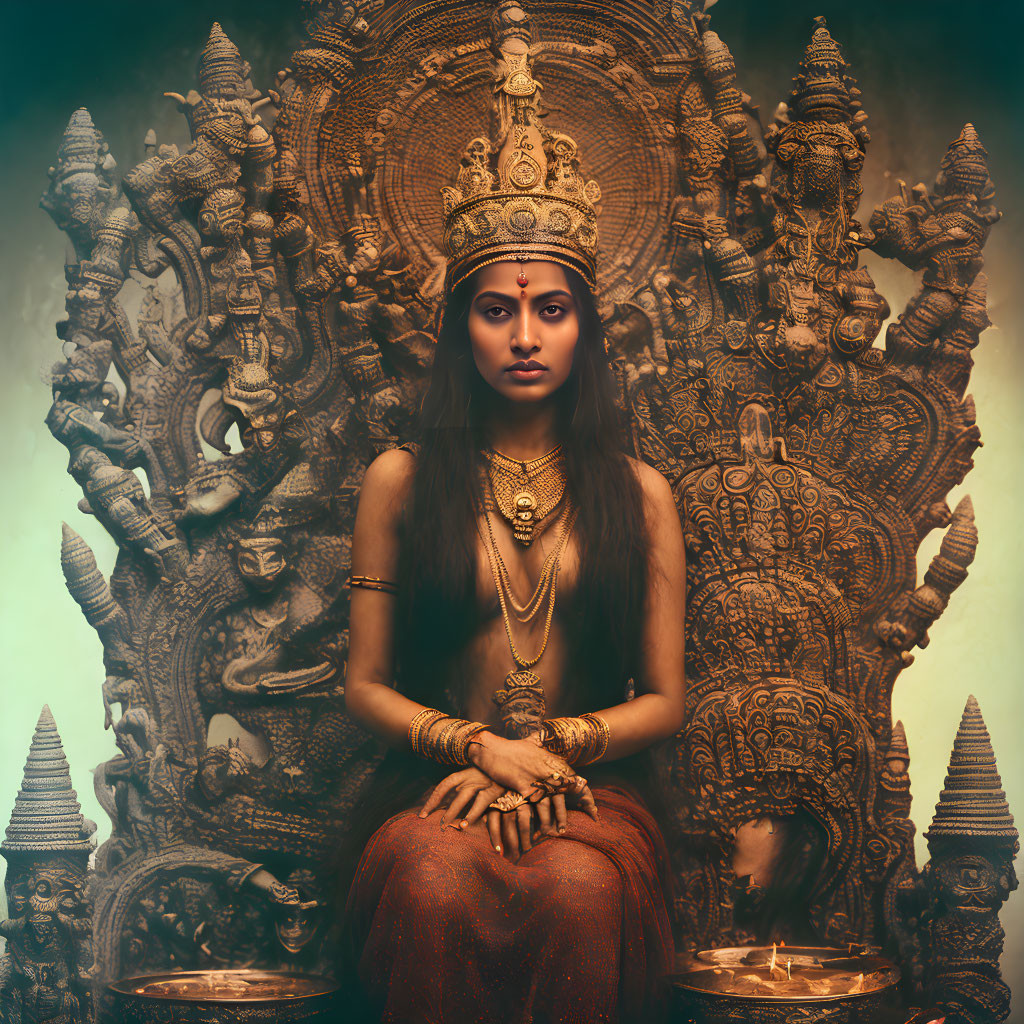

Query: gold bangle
<box><xmin>408</xmin><ymin>709</ymin><xmax>490</xmax><ymax>766</ymax></box>
<box><xmin>541</xmin><ymin>713</ymin><xmax>610</xmax><ymax>766</ymax></box>
<box><xmin>348</xmin><ymin>575</ymin><xmax>398</xmax><ymax>595</ymax></box>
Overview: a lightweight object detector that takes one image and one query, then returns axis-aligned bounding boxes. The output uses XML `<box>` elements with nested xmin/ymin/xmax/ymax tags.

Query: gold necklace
<box><xmin>486</xmin><ymin>502</ymin><xmax>573</xmax><ymax>623</ymax></box>
<box><xmin>482</xmin><ymin>445</ymin><xmax>567</xmax><ymax>546</ymax></box>
<box><xmin>482</xmin><ymin>501</ymin><xmax>576</xmax><ymax>669</ymax></box>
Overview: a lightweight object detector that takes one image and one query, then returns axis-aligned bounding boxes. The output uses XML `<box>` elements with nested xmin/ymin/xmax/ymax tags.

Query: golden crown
<box><xmin>441</xmin><ymin>43</ymin><xmax>601</xmax><ymax>290</ymax></box>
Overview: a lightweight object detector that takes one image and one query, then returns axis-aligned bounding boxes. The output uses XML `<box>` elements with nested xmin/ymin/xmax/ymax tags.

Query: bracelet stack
<box><xmin>541</xmin><ymin>713</ymin><xmax>610</xmax><ymax>766</ymax></box>
<box><xmin>408</xmin><ymin>708</ymin><xmax>490</xmax><ymax>766</ymax></box>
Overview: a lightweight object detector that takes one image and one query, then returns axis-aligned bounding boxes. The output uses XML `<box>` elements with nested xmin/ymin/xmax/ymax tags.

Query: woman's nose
<box><xmin>511</xmin><ymin>313</ymin><xmax>540</xmax><ymax>354</ymax></box>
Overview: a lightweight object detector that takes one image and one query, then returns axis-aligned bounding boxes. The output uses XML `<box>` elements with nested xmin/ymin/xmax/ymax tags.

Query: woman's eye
<box><xmin>541</xmin><ymin>304</ymin><xmax>565</xmax><ymax>318</ymax></box>
<box><xmin>485</xmin><ymin>306</ymin><xmax>510</xmax><ymax>319</ymax></box>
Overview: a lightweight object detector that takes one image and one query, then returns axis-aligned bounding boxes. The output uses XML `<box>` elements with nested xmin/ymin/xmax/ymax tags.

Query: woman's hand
<box><xmin>418</xmin><ymin>766</ymin><xmax>504</xmax><ymax>829</ymax></box>
<box><xmin>468</xmin><ymin>730</ymin><xmax>577</xmax><ymax>801</ymax></box>
<box><xmin>487</xmin><ymin>786</ymin><xmax>601</xmax><ymax>861</ymax></box>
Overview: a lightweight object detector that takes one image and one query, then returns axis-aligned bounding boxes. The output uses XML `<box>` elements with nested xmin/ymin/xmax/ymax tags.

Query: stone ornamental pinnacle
<box><xmin>1</xmin><ymin>706</ymin><xmax>95</xmax><ymax>1024</ymax></box>
<box><xmin>3</xmin><ymin>705</ymin><xmax>95</xmax><ymax>854</ymax></box>
<box><xmin>926</xmin><ymin>694</ymin><xmax>1017</xmax><ymax>841</ymax></box>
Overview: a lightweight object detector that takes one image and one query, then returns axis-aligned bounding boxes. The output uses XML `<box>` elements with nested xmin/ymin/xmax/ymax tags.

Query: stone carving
<box><xmin>921</xmin><ymin>697</ymin><xmax>1018</xmax><ymax>1024</ymax></box>
<box><xmin>0</xmin><ymin>708</ymin><xmax>96</xmax><ymax>1024</ymax></box>
<box><xmin>11</xmin><ymin>1</ymin><xmax>1014</xmax><ymax>1021</ymax></box>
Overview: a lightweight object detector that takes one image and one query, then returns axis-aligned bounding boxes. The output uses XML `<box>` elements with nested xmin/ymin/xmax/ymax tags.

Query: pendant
<box><xmin>512</xmin><ymin>490</ymin><xmax>538</xmax><ymax>545</ymax></box>
<box><xmin>492</xmin><ymin>668</ymin><xmax>546</xmax><ymax>739</ymax></box>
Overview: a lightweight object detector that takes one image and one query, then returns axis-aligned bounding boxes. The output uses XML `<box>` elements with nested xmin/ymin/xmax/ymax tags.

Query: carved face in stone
<box><xmin>731</xmin><ymin>816</ymin><xmax>787</xmax><ymax>887</ymax></box>
<box><xmin>197</xmin><ymin>743</ymin><xmax>252</xmax><ymax>802</ymax></box>
<box><xmin>199</xmin><ymin>188</ymin><xmax>245</xmax><ymax>243</ymax></box>
<box><xmin>934</xmin><ymin>852</ymin><xmax>1011</xmax><ymax>911</ymax></box>
<box><xmin>275</xmin><ymin>902</ymin><xmax>319</xmax><ymax>955</ymax></box>
<box><xmin>774</xmin><ymin>124</ymin><xmax>862</xmax><ymax>209</ymax></box>
<box><xmin>236</xmin><ymin>535</ymin><xmax>287</xmax><ymax>589</ymax></box>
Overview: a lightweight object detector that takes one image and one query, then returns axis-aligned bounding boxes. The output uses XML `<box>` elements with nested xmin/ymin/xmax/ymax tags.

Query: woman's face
<box><xmin>467</xmin><ymin>260</ymin><xmax>579</xmax><ymax>404</ymax></box>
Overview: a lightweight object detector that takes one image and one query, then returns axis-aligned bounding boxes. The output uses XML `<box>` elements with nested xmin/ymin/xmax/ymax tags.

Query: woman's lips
<box><xmin>506</xmin><ymin>361</ymin><xmax>547</xmax><ymax>381</ymax></box>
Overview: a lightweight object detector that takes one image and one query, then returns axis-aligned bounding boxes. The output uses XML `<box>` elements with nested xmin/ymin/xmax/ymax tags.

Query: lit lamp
<box><xmin>673</xmin><ymin>944</ymin><xmax>901</xmax><ymax>1023</ymax></box>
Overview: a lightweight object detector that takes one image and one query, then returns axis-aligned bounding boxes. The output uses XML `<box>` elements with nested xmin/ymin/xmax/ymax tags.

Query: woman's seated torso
<box><xmin>457</xmin><ymin>505</ymin><xmax>581</xmax><ymax>727</ymax></box>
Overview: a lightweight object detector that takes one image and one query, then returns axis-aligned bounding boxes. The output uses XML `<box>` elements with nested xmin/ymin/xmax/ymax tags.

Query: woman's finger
<box><xmin>576</xmin><ymin>784</ymin><xmax>600</xmax><ymax>822</ymax></box>
<box><xmin>419</xmin><ymin>772</ymin><xmax>464</xmax><ymax>818</ymax></box>
<box><xmin>502</xmin><ymin>810</ymin><xmax>519</xmax><ymax>860</ymax></box>
<box><xmin>462</xmin><ymin>789</ymin><xmax>498</xmax><ymax>830</ymax></box>
<box><xmin>534</xmin><ymin>796</ymin><xmax>554</xmax><ymax>837</ymax></box>
<box><xmin>553</xmin><ymin>794</ymin><xmax>567</xmax><ymax>833</ymax></box>
<box><xmin>516</xmin><ymin>804</ymin><xmax>533</xmax><ymax>853</ymax></box>
<box><xmin>487</xmin><ymin>810</ymin><xmax>503</xmax><ymax>855</ymax></box>
<box><xmin>442</xmin><ymin>785</ymin><xmax>476</xmax><ymax>827</ymax></box>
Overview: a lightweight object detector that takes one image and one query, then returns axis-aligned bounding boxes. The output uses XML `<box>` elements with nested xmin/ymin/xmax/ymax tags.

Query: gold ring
<box><xmin>489</xmin><ymin>790</ymin><xmax>526</xmax><ymax>813</ymax></box>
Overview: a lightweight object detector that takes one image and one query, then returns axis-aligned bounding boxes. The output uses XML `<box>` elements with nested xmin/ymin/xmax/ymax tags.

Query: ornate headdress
<box><xmin>441</xmin><ymin>19</ymin><xmax>601</xmax><ymax>290</ymax></box>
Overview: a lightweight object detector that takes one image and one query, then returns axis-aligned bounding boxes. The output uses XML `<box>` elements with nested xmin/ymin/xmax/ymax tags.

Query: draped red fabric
<box><xmin>342</xmin><ymin>783</ymin><xmax>675</xmax><ymax>1024</ymax></box>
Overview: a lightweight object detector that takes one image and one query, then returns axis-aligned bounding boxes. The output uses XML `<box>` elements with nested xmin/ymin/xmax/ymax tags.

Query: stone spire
<box><xmin>198</xmin><ymin>22</ymin><xmax>253</xmax><ymax>99</ymax></box>
<box><xmin>2</xmin><ymin>706</ymin><xmax>94</xmax><ymax>854</ymax></box>
<box><xmin>926</xmin><ymin>695</ymin><xmax>1017</xmax><ymax>842</ymax></box>
<box><xmin>56</xmin><ymin>108</ymin><xmax>103</xmax><ymax>169</ymax></box>
<box><xmin>888</xmin><ymin>719</ymin><xmax>910</xmax><ymax>763</ymax></box>
<box><xmin>787</xmin><ymin>16</ymin><xmax>868</xmax><ymax>144</ymax></box>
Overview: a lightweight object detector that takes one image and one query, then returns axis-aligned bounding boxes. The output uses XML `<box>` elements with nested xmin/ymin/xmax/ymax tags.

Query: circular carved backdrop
<box><xmin>296</xmin><ymin>0</ymin><xmax>694</xmax><ymax>297</ymax></box>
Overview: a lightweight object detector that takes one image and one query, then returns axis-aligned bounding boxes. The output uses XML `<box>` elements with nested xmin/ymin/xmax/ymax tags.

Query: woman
<box><xmin>337</xmin><ymin>49</ymin><xmax>685</xmax><ymax>1024</ymax></box>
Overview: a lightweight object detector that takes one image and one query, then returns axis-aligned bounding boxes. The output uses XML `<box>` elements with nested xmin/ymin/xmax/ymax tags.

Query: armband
<box><xmin>541</xmin><ymin>713</ymin><xmax>610</xmax><ymax>766</ymax></box>
<box><xmin>408</xmin><ymin>708</ymin><xmax>490</xmax><ymax>766</ymax></box>
<box><xmin>348</xmin><ymin>574</ymin><xmax>398</xmax><ymax>595</ymax></box>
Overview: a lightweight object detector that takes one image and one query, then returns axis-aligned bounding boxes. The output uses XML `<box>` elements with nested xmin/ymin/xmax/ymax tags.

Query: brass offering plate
<box><xmin>674</xmin><ymin>946</ymin><xmax>901</xmax><ymax>1003</ymax></box>
<box><xmin>109</xmin><ymin>969</ymin><xmax>338</xmax><ymax>1004</ymax></box>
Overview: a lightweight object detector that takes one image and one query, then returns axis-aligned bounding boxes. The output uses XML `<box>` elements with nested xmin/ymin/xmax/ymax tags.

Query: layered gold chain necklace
<box><xmin>482</xmin><ymin>500</ymin><xmax>577</xmax><ymax>668</ymax></box>
<box><xmin>481</xmin><ymin>445</ymin><xmax>567</xmax><ymax>547</ymax></box>
<box><xmin>480</xmin><ymin>446</ymin><xmax>575</xmax><ymax>740</ymax></box>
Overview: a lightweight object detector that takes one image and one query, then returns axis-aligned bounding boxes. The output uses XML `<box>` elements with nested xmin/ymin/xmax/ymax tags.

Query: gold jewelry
<box><xmin>482</xmin><ymin>446</ymin><xmax>567</xmax><ymax>547</ymax></box>
<box><xmin>541</xmin><ymin>713</ymin><xmax>611</xmax><ymax>766</ymax></box>
<box><xmin>347</xmin><ymin>574</ymin><xmax>398</xmax><ymax>595</ymax></box>
<box><xmin>486</xmin><ymin>505</ymin><xmax>571</xmax><ymax>623</ymax></box>
<box><xmin>407</xmin><ymin>708</ymin><xmax>490</xmax><ymax>766</ymax></box>
<box><xmin>482</xmin><ymin>502</ymin><xmax>575</xmax><ymax>669</ymax></box>
<box><xmin>441</xmin><ymin>47</ymin><xmax>600</xmax><ymax>290</ymax></box>
<box><xmin>489</xmin><ymin>790</ymin><xmax>526</xmax><ymax>814</ymax></box>
<box><xmin>493</xmin><ymin>669</ymin><xmax>547</xmax><ymax>739</ymax></box>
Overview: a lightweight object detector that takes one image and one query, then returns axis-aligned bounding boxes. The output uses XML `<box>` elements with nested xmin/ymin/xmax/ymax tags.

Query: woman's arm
<box><xmin>344</xmin><ymin>448</ymin><xmax>432</xmax><ymax>743</ymax></box>
<box><xmin>547</xmin><ymin>459</ymin><xmax>687</xmax><ymax>760</ymax></box>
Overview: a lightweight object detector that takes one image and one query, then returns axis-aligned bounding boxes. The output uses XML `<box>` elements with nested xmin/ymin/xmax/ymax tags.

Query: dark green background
<box><xmin>1</xmin><ymin>0</ymin><xmax>1020</xmax><ymax>1004</ymax></box>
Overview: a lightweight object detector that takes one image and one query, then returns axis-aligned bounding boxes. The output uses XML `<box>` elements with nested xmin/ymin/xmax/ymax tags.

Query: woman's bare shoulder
<box><xmin>358</xmin><ymin>447</ymin><xmax>417</xmax><ymax>517</ymax></box>
<box><xmin>624</xmin><ymin>455</ymin><xmax>675</xmax><ymax>509</ymax></box>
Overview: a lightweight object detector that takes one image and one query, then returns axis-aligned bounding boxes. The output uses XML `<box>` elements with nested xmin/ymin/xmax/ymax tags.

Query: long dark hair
<box><xmin>330</xmin><ymin>266</ymin><xmax>654</xmax><ymax>946</ymax></box>
<box><xmin>396</xmin><ymin>265</ymin><xmax>648</xmax><ymax>716</ymax></box>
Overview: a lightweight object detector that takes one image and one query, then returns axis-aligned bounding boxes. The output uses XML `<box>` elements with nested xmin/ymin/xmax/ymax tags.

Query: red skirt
<box><xmin>342</xmin><ymin>783</ymin><xmax>675</xmax><ymax>1024</ymax></box>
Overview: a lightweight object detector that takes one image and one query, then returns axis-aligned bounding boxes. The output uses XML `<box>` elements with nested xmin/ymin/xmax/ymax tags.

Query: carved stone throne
<box><xmin>1</xmin><ymin>2</ymin><xmax>1016</xmax><ymax>1022</ymax></box>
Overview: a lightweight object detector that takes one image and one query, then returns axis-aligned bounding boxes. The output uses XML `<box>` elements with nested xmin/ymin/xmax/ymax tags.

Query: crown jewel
<box><xmin>441</xmin><ymin>8</ymin><xmax>601</xmax><ymax>289</ymax></box>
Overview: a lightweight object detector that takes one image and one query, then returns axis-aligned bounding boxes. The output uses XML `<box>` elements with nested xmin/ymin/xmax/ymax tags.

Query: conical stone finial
<box><xmin>887</xmin><ymin>720</ymin><xmax>910</xmax><ymax>762</ymax></box>
<box><xmin>939</xmin><ymin>124</ymin><xmax>991</xmax><ymax>198</ymax></box>
<box><xmin>61</xmin><ymin>522</ymin><xmax>120</xmax><ymax>631</ymax></box>
<box><xmin>57</xmin><ymin>108</ymin><xmax>102</xmax><ymax>167</ymax></box>
<box><xmin>2</xmin><ymin>706</ymin><xmax>94</xmax><ymax>854</ymax></box>
<box><xmin>198</xmin><ymin>22</ymin><xmax>248</xmax><ymax>99</ymax></box>
<box><xmin>926</xmin><ymin>695</ymin><xmax>1017</xmax><ymax>842</ymax></box>
<box><xmin>785</xmin><ymin>16</ymin><xmax>868</xmax><ymax>140</ymax></box>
